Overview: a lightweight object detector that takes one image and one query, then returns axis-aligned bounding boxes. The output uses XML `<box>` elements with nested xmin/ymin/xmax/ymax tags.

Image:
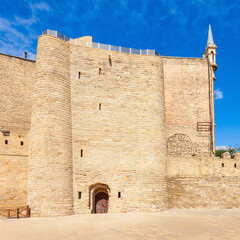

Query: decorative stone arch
<box><xmin>167</xmin><ymin>133</ymin><xmax>193</xmax><ymax>157</ymax></box>
<box><xmin>89</xmin><ymin>183</ymin><xmax>111</xmax><ymax>213</ymax></box>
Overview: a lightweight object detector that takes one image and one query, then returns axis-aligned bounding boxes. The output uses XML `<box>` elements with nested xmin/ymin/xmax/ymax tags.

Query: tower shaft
<box><xmin>28</xmin><ymin>35</ymin><xmax>74</xmax><ymax>217</ymax></box>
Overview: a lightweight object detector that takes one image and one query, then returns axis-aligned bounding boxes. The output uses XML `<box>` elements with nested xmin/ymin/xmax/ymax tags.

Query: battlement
<box><xmin>221</xmin><ymin>152</ymin><xmax>240</xmax><ymax>160</ymax></box>
<box><xmin>42</xmin><ymin>29</ymin><xmax>159</xmax><ymax>56</ymax></box>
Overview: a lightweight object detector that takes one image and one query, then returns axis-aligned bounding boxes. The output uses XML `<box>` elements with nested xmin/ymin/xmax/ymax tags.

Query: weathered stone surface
<box><xmin>221</xmin><ymin>152</ymin><xmax>231</xmax><ymax>159</ymax></box>
<box><xmin>0</xmin><ymin>33</ymin><xmax>239</xmax><ymax>217</ymax></box>
<box><xmin>28</xmin><ymin>35</ymin><xmax>74</xmax><ymax>217</ymax></box>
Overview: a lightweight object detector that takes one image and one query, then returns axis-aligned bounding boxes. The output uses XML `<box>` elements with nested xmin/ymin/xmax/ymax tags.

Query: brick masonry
<box><xmin>0</xmin><ymin>33</ymin><xmax>239</xmax><ymax>217</ymax></box>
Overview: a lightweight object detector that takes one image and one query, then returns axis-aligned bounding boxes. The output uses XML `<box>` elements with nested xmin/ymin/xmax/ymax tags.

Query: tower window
<box><xmin>78</xmin><ymin>72</ymin><xmax>81</xmax><ymax>79</ymax></box>
<box><xmin>99</xmin><ymin>68</ymin><xmax>101</xmax><ymax>75</ymax></box>
<box><xmin>222</xmin><ymin>163</ymin><xmax>224</xmax><ymax>167</ymax></box>
<box><xmin>3</xmin><ymin>131</ymin><xmax>10</xmax><ymax>136</ymax></box>
<box><xmin>5</xmin><ymin>140</ymin><xmax>8</xmax><ymax>145</ymax></box>
<box><xmin>234</xmin><ymin>163</ymin><xmax>237</xmax><ymax>168</ymax></box>
<box><xmin>78</xmin><ymin>192</ymin><xmax>82</xmax><ymax>199</ymax></box>
<box><xmin>81</xmin><ymin>149</ymin><xmax>83</xmax><ymax>157</ymax></box>
<box><xmin>99</xmin><ymin>103</ymin><xmax>101</xmax><ymax>110</ymax></box>
<box><xmin>20</xmin><ymin>141</ymin><xmax>24</xmax><ymax>146</ymax></box>
<box><xmin>118</xmin><ymin>192</ymin><xmax>121</xmax><ymax>198</ymax></box>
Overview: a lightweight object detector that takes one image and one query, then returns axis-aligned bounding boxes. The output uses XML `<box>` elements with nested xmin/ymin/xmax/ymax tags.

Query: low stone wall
<box><xmin>167</xmin><ymin>154</ymin><xmax>240</xmax><ymax>209</ymax></box>
<box><xmin>167</xmin><ymin>176</ymin><xmax>240</xmax><ymax>209</ymax></box>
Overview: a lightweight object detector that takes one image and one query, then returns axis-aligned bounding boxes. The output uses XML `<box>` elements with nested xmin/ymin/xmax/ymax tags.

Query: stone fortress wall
<box><xmin>167</xmin><ymin>153</ymin><xmax>240</xmax><ymax>209</ymax></box>
<box><xmin>0</xmin><ymin>53</ymin><xmax>34</xmax><ymax>209</ymax></box>
<box><xmin>70</xmin><ymin>36</ymin><xmax>167</xmax><ymax>214</ymax></box>
<box><xmin>163</xmin><ymin>57</ymin><xmax>214</xmax><ymax>158</ymax></box>
<box><xmin>162</xmin><ymin>52</ymin><xmax>240</xmax><ymax>209</ymax></box>
<box><xmin>0</xmin><ymin>31</ymin><xmax>239</xmax><ymax>217</ymax></box>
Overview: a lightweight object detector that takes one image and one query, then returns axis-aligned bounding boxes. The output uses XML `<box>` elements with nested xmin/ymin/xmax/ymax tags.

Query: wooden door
<box><xmin>95</xmin><ymin>192</ymin><xmax>108</xmax><ymax>213</ymax></box>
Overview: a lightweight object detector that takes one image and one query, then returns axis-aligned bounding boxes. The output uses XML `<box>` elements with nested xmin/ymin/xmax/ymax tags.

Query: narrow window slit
<box><xmin>108</xmin><ymin>55</ymin><xmax>112</xmax><ymax>66</ymax></box>
<box><xmin>78</xmin><ymin>72</ymin><xmax>81</xmax><ymax>79</ymax></box>
<box><xmin>99</xmin><ymin>68</ymin><xmax>101</xmax><ymax>75</ymax></box>
<box><xmin>20</xmin><ymin>141</ymin><xmax>24</xmax><ymax>146</ymax></box>
<box><xmin>222</xmin><ymin>163</ymin><xmax>224</xmax><ymax>167</ymax></box>
<box><xmin>81</xmin><ymin>149</ymin><xmax>83</xmax><ymax>157</ymax></box>
<box><xmin>78</xmin><ymin>192</ymin><xmax>82</xmax><ymax>199</ymax></box>
<box><xmin>118</xmin><ymin>192</ymin><xmax>121</xmax><ymax>198</ymax></box>
<box><xmin>99</xmin><ymin>103</ymin><xmax>101</xmax><ymax>110</ymax></box>
<box><xmin>5</xmin><ymin>140</ymin><xmax>8</xmax><ymax>145</ymax></box>
<box><xmin>234</xmin><ymin>163</ymin><xmax>237</xmax><ymax>168</ymax></box>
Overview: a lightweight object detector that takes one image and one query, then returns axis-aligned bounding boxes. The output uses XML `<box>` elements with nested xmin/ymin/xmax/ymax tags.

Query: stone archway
<box><xmin>89</xmin><ymin>183</ymin><xmax>110</xmax><ymax>214</ymax></box>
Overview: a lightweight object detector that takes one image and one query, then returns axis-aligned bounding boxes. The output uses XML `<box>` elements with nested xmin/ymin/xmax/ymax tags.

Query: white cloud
<box><xmin>0</xmin><ymin>17</ymin><xmax>28</xmax><ymax>43</ymax></box>
<box><xmin>30</xmin><ymin>2</ymin><xmax>51</xmax><ymax>12</ymax></box>
<box><xmin>14</xmin><ymin>16</ymin><xmax>37</xmax><ymax>26</ymax></box>
<box><xmin>0</xmin><ymin>1</ymin><xmax>50</xmax><ymax>60</ymax></box>
<box><xmin>214</xmin><ymin>88</ymin><xmax>223</xmax><ymax>100</ymax></box>
<box><xmin>216</xmin><ymin>146</ymin><xmax>230</xmax><ymax>150</ymax></box>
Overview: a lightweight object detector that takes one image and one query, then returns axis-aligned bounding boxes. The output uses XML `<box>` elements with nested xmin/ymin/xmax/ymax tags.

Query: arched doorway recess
<box><xmin>89</xmin><ymin>183</ymin><xmax>110</xmax><ymax>214</ymax></box>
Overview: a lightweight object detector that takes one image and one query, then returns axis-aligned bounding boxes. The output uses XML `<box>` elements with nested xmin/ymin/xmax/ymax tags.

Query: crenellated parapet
<box><xmin>221</xmin><ymin>152</ymin><xmax>231</xmax><ymax>159</ymax></box>
<box><xmin>232</xmin><ymin>152</ymin><xmax>240</xmax><ymax>160</ymax></box>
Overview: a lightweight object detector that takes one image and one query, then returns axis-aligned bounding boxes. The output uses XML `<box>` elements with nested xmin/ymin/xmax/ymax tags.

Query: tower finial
<box><xmin>204</xmin><ymin>24</ymin><xmax>217</xmax><ymax>79</ymax></box>
<box><xmin>207</xmin><ymin>24</ymin><xmax>214</xmax><ymax>45</ymax></box>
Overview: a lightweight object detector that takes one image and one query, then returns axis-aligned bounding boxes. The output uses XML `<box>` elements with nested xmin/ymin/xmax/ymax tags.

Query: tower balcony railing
<box><xmin>42</xmin><ymin>29</ymin><xmax>159</xmax><ymax>56</ymax></box>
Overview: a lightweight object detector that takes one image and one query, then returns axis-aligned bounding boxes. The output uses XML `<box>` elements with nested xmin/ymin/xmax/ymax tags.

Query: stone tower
<box><xmin>27</xmin><ymin>35</ymin><xmax>74</xmax><ymax>217</ymax></box>
<box><xmin>204</xmin><ymin>24</ymin><xmax>218</xmax><ymax>154</ymax></box>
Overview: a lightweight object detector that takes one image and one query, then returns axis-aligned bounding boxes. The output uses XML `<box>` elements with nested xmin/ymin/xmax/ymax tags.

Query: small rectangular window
<box><xmin>3</xmin><ymin>131</ymin><xmax>10</xmax><ymax>136</ymax></box>
<box><xmin>5</xmin><ymin>140</ymin><xmax>8</xmax><ymax>145</ymax></box>
<box><xmin>222</xmin><ymin>163</ymin><xmax>224</xmax><ymax>167</ymax></box>
<box><xmin>99</xmin><ymin>103</ymin><xmax>101</xmax><ymax>110</ymax></box>
<box><xmin>78</xmin><ymin>72</ymin><xmax>81</xmax><ymax>79</ymax></box>
<box><xmin>20</xmin><ymin>141</ymin><xmax>24</xmax><ymax>146</ymax></box>
<box><xmin>99</xmin><ymin>68</ymin><xmax>101</xmax><ymax>75</ymax></box>
<box><xmin>118</xmin><ymin>192</ymin><xmax>121</xmax><ymax>198</ymax></box>
<box><xmin>81</xmin><ymin>149</ymin><xmax>83</xmax><ymax>157</ymax></box>
<box><xmin>234</xmin><ymin>163</ymin><xmax>237</xmax><ymax>168</ymax></box>
<box><xmin>78</xmin><ymin>192</ymin><xmax>82</xmax><ymax>199</ymax></box>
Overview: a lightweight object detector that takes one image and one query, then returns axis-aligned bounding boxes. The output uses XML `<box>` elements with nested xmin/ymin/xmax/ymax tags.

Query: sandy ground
<box><xmin>0</xmin><ymin>209</ymin><xmax>240</xmax><ymax>240</ymax></box>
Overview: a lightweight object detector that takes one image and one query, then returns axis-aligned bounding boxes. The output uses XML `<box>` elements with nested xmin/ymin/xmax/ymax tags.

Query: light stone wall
<box><xmin>0</xmin><ymin>154</ymin><xmax>28</xmax><ymax>208</ymax></box>
<box><xmin>0</xmin><ymin>34</ymin><xmax>239</xmax><ymax>217</ymax></box>
<box><xmin>28</xmin><ymin>35</ymin><xmax>74</xmax><ymax>217</ymax></box>
<box><xmin>0</xmin><ymin>53</ymin><xmax>33</xmax><ymax>210</ymax></box>
<box><xmin>168</xmin><ymin>176</ymin><xmax>240</xmax><ymax>209</ymax></box>
<box><xmin>167</xmin><ymin>154</ymin><xmax>240</xmax><ymax>208</ymax></box>
<box><xmin>0</xmin><ymin>53</ymin><xmax>35</xmax><ymax>132</ymax></box>
<box><xmin>163</xmin><ymin>57</ymin><xmax>213</xmax><ymax>157</ymax></box>
<box><xmin>70</xmin><ymin>42</ymin><xmax>167</xmax><ymax>213</ymax></box>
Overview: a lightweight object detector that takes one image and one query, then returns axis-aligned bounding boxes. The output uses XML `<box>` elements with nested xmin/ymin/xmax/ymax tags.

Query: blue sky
<box><xmin>0</xmin><ymin>0</ymin><xmax>239</xmax><ymax>147</ymax></box>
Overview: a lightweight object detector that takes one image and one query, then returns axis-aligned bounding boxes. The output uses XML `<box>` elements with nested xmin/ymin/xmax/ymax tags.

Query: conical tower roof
<box><xmin>207</xmin><ymin>24</ymin><xmax>214</xmax><ymax>45</ymax></box>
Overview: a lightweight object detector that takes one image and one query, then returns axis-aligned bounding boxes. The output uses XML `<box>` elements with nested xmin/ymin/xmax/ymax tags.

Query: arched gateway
<box><xmin>89</xmin><ymin>183</ymin><xmax>110</xmax><ymax>214</ymax></box>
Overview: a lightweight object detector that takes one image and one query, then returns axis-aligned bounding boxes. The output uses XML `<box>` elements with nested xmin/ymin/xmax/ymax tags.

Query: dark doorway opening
<box><xmin>95</xmin><ymin>192</ymin><xmax>109</xmax><ymax>214</ymax></box>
